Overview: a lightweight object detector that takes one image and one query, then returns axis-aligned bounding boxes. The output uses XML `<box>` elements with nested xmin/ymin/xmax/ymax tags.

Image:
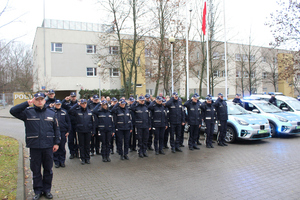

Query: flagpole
<box><xmin>206</xmin><ymin>1</ymin><xmax>209</xmax><ymax>95</ymax></box>
<box><xmin>186</xmin><ymin>0</ymin><xmax>189</xmax><ymax>100</ymax></box>
<box><xmin>223</xmin><ymin>0</ymin><xmax>228</xmax><ymax>99</ymax></box>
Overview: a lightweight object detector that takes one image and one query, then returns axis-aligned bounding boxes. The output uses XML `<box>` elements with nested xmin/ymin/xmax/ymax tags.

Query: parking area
<box><xmin>1</xmin><ymin>116</ymin><xmax>300</xmax><ymax>200</ymax></box>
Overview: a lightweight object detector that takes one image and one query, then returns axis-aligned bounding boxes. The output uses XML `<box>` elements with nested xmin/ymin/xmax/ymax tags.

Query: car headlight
<box><xmin>275</xmin><ymin>115</ymin><xmax>288</xmax><ymax>122</ymax></box>
<box><xmin>234</xmin><ymin>118</ymin><xmax>249</xmax><ymax>126</ymax></box>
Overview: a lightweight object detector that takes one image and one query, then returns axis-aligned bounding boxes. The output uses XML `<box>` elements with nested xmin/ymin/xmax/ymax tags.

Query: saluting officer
<box><xmin>93</xmin><ymin>100</ymin><xmax>115</xmax><ymax>162</ymax></box>
<box><xmin>109</xmin><ymin>97</ymin><xmax>118</xmax><ymax>154</ymax></box>
<box><xmin>88</xmin><ymin>94</ymin><xmax>101</xmax><ymax>156</ymax></box>
<box><xmin>184</xmin><ymin>94</ymin><xmax>202</xmax><ymax>150</ymax></box>
<box><xmin>232</xmin><ymin>94</ymin><xmax>243</xmax><ymax>106</ymax></box>
<box><xmin>45</xmin><ymin>89</ymin><xmax>57</xmax><ymax>108</ymax></box>
<box><xmin>52</xmin><ymin>100</ymin><xmax>71</xmax><ymax>168</ymax></box>
<box><xmin>111</xmin><ymin>99</ymin><xmax>133</xmax><ymax>160</ymax></box>
<box><xmin>213</xmin><ymin>93</ymin><xmax>228</xmax><ymax>147</ymax></box>
<box><xmin>201</xmin><ymin>96</ymin><xmax>217</xmax><ymax>148</ymax></box>
<box><xmin>62</xmin><ymin>92</ymin><xmax>79</xmax><ymax>159</ymax></box>
<box><xmin>145</xmin><ymin>94</ymin><xmax>154</xmax><ymax>151</ymax></box>
<box><xmin>148</xmin><ymin>96</ymin><xmax>168</xmax><ymax>155</ymax></box>
<box><xmin>10</xmin><ymin>92</ymin><xmax>60</xmax><ymax>200</ymax></box>
<box><xmin>69</xmin><ymin>99</ymin><xmax>96</xmax><ymax>165</ymax></box>
<box><xmin>128</xmin><ymin>97</ymin><xmax>137</xmax><ymax>152</ymax></box>
<box><xmin>165</xmin><ymin>92</ymin><xmax>185</xmax><ymax>153</ymax></box>
<box><xmin>131</xmin><ymin>96</ymin><xmax>151</xmax><ymax>158</ymax></box>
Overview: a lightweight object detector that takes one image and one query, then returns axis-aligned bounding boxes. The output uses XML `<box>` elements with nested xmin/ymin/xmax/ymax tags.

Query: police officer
<box><xmin>184</xmin><ymin>94</ymin><xmax>202</xmax><ymax>150</ymax></box>
<box><xmin>232</xmin><ymin>94</ymin><xmax>243</xmax><ymax>106</ymax></box>
<box><xmin>111</xmin><ymin>99</ymin><xmax>133</xmax><ymax>160</ymax></box>
<box><xmin>162</xmin><ymin>99</ymin><xmax>170</xmax><ymax>149</ymax></box>
<box><xmin>93</xmin><ymin>100</ymin><xmax>115</xmax><ymax>162</ymax></box>
<box><xmin>52</xmin><ymin>100</ymin><xmax>71</xmax><ymax>168</ymax></box>
<box><xmin>213</xmin><ymin>93</ymin><xmax>228</xmax><ymax>147</ymax></box>
<box><xmin>131</xmin><ymin>96</ymin><xmax>151</xmax><ymax>158</ymax></box>
<box><xmin>200</xmin><ymin>96</ymin><xmax>217</xmax><ymax>148</ymax></box>
<box><xmin>10</xmin><ymin>92</ymin><xmax>60</xmax><ymax>200</ymax></box>
<box><xmin>148</xmin><ymin>96</ymin><xmax>168</xmax><ymax>155</ymax></box>
<box><xmin>128</xmin><ymin>97</ymin><xmax>137</xmax><ymax>151</ymax></box>
<box><xmin>269</xmin><ymin>93</ymin><xmax>277</xmax><ymax>106</ymax></box>
<box><xmin>145</xmin><ymin>94</ymin><xmax>154</xmax><ymax>150</ymax></box>
<box><xmin>62</xmin><ymin>92</ymin><xmax>79</xmax><ymax>159</ymax></box>
<box><xmin>165</xmin><ymin>92</ymin><xmax>185</xmax><ymax>153</ymax></box>
<box><xmin>45</xmin><ymin>89</ymin><xmax>57</xmax><ymax>108</ymax></box>
<box><xmin>88</xmin><ymin>94</ymin><xmax>101</xmax><ymax>156</ymax></box>
<box><xmin>69</xmin><ymin>99</ymin><xmax>96</xmax><ymax>165</ymax></box>
<box><xmin>109</xmin><ymin>97</ymin><xmax>118</xmax><ymax>154</ymax></box>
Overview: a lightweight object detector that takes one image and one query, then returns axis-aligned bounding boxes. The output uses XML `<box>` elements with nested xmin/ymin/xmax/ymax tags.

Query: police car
<box><xmin>251</xmin><ymin>94</ymin><xmax>300</xmax><ymax>115</ymax></box>
<box><xmin>242</xmin><ymin>99</ymin><xmax>300</xmax><ymax>137</ymax></box>
<box><xmin>224</xmin><ymin>102</ymin><xmax>271</xmax><ymax>143</ymax></box>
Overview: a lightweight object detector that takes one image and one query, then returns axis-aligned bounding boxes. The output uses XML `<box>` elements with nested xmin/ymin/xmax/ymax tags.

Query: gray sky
<box><xmin>0</xmin><ymin>0</ymin><xmax>280</xmax><ymax>47</ymax></box>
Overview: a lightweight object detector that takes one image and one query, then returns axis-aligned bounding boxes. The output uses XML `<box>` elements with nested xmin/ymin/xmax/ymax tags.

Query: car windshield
<box><xmin>285</xmin><ymin>100</ymin><xmax>300</xmax><ymax>111</ymax></box>
<box><xmin>255</xmin><ymin>102</ymin><xmax>282</xmax><ymax>113</ymax></box>
<box><xmin>228</xmin><ymin>104</ymin><xmax>248</xmax><ymax>115</ymax></box>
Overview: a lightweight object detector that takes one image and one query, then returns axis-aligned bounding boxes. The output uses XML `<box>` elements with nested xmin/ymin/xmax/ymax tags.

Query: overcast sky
<box><xmin>0</xmin><ymin>0</ymin><xmax>280</xmax><ymax>48</ymax></box>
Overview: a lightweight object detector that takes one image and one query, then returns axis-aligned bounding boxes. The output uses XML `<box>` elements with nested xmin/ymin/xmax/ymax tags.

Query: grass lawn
<box><xmin>0</xmin><ymin>135</ymin><xmax>19</xmax><ymax>200</ymax></box>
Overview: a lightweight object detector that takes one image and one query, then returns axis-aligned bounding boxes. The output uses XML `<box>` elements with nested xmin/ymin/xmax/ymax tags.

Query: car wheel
<box><xmin>269</xmin><ymin>122</ymin><xmax>277</xmax><ymax>137</ymax></box>
<box><xmin>225</xmin><ymin>126</ymin><xmax>236</xmax><ymax>143</ymax></box>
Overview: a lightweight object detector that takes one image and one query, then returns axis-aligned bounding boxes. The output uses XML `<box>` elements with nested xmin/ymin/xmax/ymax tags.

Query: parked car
<box><xmin>200</xmin><ymin>101</ymin><xmax>271</xmax><ymax>143</ymax></box>
<box><xmin>242</xmin><ymin>100</ymin><xmax>300</xmax><ymax>137</ymax></box>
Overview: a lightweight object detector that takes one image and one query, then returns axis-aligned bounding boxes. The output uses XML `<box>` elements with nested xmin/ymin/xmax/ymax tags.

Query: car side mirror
<box><xmin>252</xmin><ymin>109</ymin><xmax>259</xmax><ymax>113</ymax></box>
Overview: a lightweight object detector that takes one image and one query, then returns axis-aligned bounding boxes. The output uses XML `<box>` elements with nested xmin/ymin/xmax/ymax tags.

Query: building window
<box><xmin>137</xmin><ymin>57</ymin><xmax>140</xmax><ymax>66</ymax></box>
<box><xmin>236</xmin><ymin>71</ymin><xmax>241</xmax><ymax>78</ymax></box>
<box><xmin>87</xmin><ymin>67</ymin><xmax>97</xmax><ymax>77</ymax></box>
<box><xmin>263</xmin><ymin>87</ymin><xmax>267</xmax><ymax>91</ymax></box>
<box><xmin>127</xmin><ymin>59</ymin><xmax>132</xmax><ymax>63</ymax></box>
<box><xmin>145</xmin><ymin>69</ymin><xmax>151</xmax><ymax>77</ymax></box>
<box><xmin>235</xmin><ymin>54</ymin><xmax>241</xmax><ymax>61</ymax></box>
<box><xmin>145</xmin><ymin>49</ymin><xmax>151</xmax><ymax>57</ymax></box>
<box><xmin>109</xmin><ymin>46</ymin><xmax>119</xmax><ymax>55</ymax></box>
<box><xmin>110</xmin><ymin>68</ymin><xmax>120</xmax><ymax>77</ymax></box>
<box><xmin>242</xmin><ymin>54</ymin><xmax>248</xmax><ymax>61</ymax></box>
<box><xmin>243</xmin><ymin>72</ymin><xmax>249</xmax><ymax>78</ymax></box>
<box><xmin>51</xmin><ymin>43</ymin><xmax>62</xmax><ymax>52</ymax></box>
<box><xmin>250</xmin><ymin>72</ymin><xmax>255</xmax><ymax>78</ymax></box>
<box><xmin>86</xmin><ymin>45</ymin><xmax>96</xmax><ymax>54</ymax></box>
<box><xmin>146</xmin><ymin>89</ymin><xmax>153</xmax><ymax>95</ymax></box>
<box><xmin>213</xmin><ymin>70</ymin><xmax>219</xmax><ymax>77</ymax></box>
<box><xmin>136</xmin><ymin>84</ymin><xmax>142</xmax><ymax>87</ymax></box>
<box><xmin>221</xmin><ymin>70</ymin><xmax>226</xmax><ymax>77</ymax></box>
<box><xmin>221</xmin><ymin>53</ymin><xmax>225</xmax><ymax>60</ymax></box>
<box><xmin>262</xmin><ymin>57</ymin><xmax>266</xmax><ymax>63</ymax></box>
<box><xmin>213</xmin><ymin>52</ymin><xmax>219</xmax><ymax>59</ymax></box>
<box><xmin>250</xmin><ymin>55</ymin><xmax>255</xmax><ymax>62</ymax></box>
<box><xmin>262</xmin><ymin>72</ymin><xmax>267</xmax><ymax>79</ymax></box>
<box><xmin>197</xmin><ymin>52</ymin><xmax>200</xmax><ymax>59</ymax></box>
<box><xmin>273</xmin><ymin>57</ymin><xmax>277</xmax><ymax>63</ymax></box>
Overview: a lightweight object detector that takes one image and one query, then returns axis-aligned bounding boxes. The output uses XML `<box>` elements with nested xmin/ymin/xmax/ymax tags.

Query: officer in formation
<box><xmin>201</xmin><ymin>96</ymin><xmax>216</xmax><ymax>148</ymax></box>
<box><xmin>68</xmin><ymin>99</ymin><xmax>96</xmax><ymax>165</ymax></box>
<box><xmin>184</xmin><ymin>94</ymin><xmax>201</xmax><ymax>150</ymax></box>
<box><xmin>88</xmin><ymin>94</ymin><xmax>101</xmax><ymax>156</ymax></box>
<box><xmin>165</xmin><ymin>92</ymin><xmax>185</xmax><ymax>153</ymax></box>
<box><xmin>148</xmin><ymin>96</ymin><xmax>168</xmax><ymax>155</ymax></box>
<box><xmin>109</xmin><ymin>97</ymin><xmax>118</xmax><ymax>154</ymax></box>
<box><xmin>128</xmin><ymin>97</ymin><xmax>137</xmax><ymax>152</ymax></box>
<box><xmin>10</xmin><ymin>92</ymin><xmax>60</xmax><ymax>200</ymax></box>
<box><xmin>269</xmin><ymin>93</ymin><xmax>277</xmax><ymax>106</ymax></box>
<box><xmin>131</xmin><ymin>96</ymin><xmax>151</xmax><ymax>158</ymax></box>
<box><xmin>232</xmin><ymin>93</ymin><xmax>243</xmax><ymax>106</ymax></box>
<box><xmin>62</xmin><ymin>92</ymin><xmax>79</xmax><ymax>159</ymax></box>
<box><xmin>213</xmin><ymin>93</ymin><xmax>228</xmax><ymax>147</ymax></box>
<box><xmin>52</xmin><ymin>100</ymin><xmax>71</xmax><ymax>168</ymax></box>
<box><xmin>45</xmin><ymin>89</ymin><xmax>57</xmax><ymax>108</ymax></box>
<box><xmin>111</xmin><ymin>99</ymin><xmax>132</xmax><ymax>160</ymax></box>
<box><xmin>93</xmin><ymin>100</ymin><xmax>115</xmax><ymax>162</ymax></box>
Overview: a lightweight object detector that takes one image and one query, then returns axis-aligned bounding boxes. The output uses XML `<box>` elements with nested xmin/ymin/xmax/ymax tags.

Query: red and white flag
<box><xmin>202</xmin><ymin>1</ymin><xmax>207</xmax><ymax>35</ymax></box>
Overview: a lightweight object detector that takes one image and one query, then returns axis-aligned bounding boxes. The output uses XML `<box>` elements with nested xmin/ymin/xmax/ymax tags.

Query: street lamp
<box><xmin>169</xmin><ymin>36</ymin><xmax>175</xmax><ymax>94</ymax></box>
<box><xmin>97</xmin><ymin>62</ymin><xmax>101</xmax><ymax>98</ymax></box>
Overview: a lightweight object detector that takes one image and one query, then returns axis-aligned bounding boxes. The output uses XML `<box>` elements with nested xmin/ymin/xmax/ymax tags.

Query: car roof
<box><xmin>275</xmin><ymin>96</ymin><xmax>296</xmax><ymax>100</ymax></box>
<box><xmin>242</xmin><ymin>100</ymin><xmax>268</xmax><ymax>104</ymax></box>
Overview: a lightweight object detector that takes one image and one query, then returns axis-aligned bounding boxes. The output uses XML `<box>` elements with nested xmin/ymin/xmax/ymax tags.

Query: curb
<box><xmin>16</xmin><ymin>140</ymin><xmax>25</xmax><ymax>200</ymax></box>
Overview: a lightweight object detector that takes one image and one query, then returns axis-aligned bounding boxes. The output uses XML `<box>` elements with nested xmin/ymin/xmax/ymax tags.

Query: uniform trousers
<box><xmin>68</xmin><ymin>124</ymin><xmax>78</xmax><ymax>155</ymax></box>
<box><xmin>30</xmin><ymin>148</ymin><xmax>53</xmax><ymax>195</ymax></box>
<box><xmin>164</xmin><ymin>126</ymin><xmax>170</xmax><ymax>147</ymax></box>
<box><xmin>170</xmin><ymin>124</ymin><xmax>181</xmax><ymax>149</ymax></box>
<box><xmin>53</xmin><ymin>131</ymin><xmax>66</xmax><ymax>165</ymax></box>
<box><xmin>130</xmin><ymin>125</ymin><xmax>137</xmax><ymax>150</ymax></box>
<box><xmin>188</xmin><ymin>125</ymin><xmax>199</xmax><ymax>148</ymax></box>
<box><xmin>78</xmin><ymin>132</ymin><xmax>91</xmax><ymax>161</ymax></box>
<box><xmin>90</xmin><ymin>129</ymin><xmax>100</xmax><ymax>154</ymax></box>
<box><xmin>116</xmin><ymin>130</ymin><xmax>130</xmax><ymax>156</ymax></box>
<box><xmin>101</xmin><ymin>131</ymin><xmax>112</xmax><ymax>157</ymax></box>
<box><xmin>205</xmin><ymin>121</ymin><xmax>215</xmax><ymax>146</ymax></box>
<box><xmin>154</xmin><ymin>127</ymin><xmax>165</xmax><ymax>151</ymax></box>
<box><xmin>137</xmin><ymin>128</ymin><xmax>149</xmax><ymax>154</ymax></box>
<box><xmin>217</xmin><ymin>120</ymin><xmax>227</xmax><ymax>143</ymax></box>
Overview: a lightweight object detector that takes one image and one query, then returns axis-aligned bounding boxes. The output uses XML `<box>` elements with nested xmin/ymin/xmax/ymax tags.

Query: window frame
<box><xmin>109</xmin><ymin>46</ymin><xmax>119</xmax><ymax>55</ymax></box>
<box><xmin>110</xmin><ymin>68</ymin><xmax>120</xmax><ymax>77</ymax></box>
<box><xmin>51</xmin><ymin>43</ymin><xmax>63</xmax><ymax>53</ymax></box>
<box><xmin>86</xmin><ymin>67</ymin><xmax>97</xmax><ymax>77</ymax></box>
<box><xmin>86</xmin><ymin>45</ymin><xmax>96</xmax><ymax>54</ymax></box>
